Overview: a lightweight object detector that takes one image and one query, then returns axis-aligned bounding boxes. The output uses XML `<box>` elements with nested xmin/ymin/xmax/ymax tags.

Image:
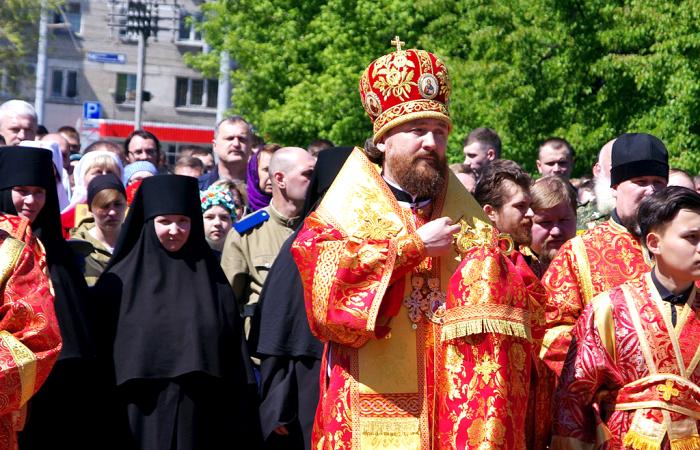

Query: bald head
<box><xmin>668</xmin><ymin>168</ymin><xmax>695</xmax><ymax>190</ymax></box>
<box><xmin>269</xmin><ymin>147</ymin><xmax>313</xmax><ymax>176</ymax></box>
<box><xmin>42</xmin><ymin>133</ymin><xmax>71</xmax><ymax>175</ymax></box>
<box><xmin>592</xmin><ymin>138</ymin><xmax>616</xmax><ymax>216</ymax></box>
<box><xmin>594</xmin><ymin>139</ymin><xmax>615</xmax><ymax>180</ymax></box>
<box><xmin>270</xmin><ymin>147</ymin><xmax>317</xmax><ymax>207</ymax></box>
<box><xmin>42</xmin><ymin>133</ymin><xmax>69</xmax><ymax>153</ymax></box>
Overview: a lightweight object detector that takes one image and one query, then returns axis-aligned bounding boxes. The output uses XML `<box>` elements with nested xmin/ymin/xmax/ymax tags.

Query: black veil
<box><xmin>0</xmin><ymin>145</ymin><xmax>98</xmax><ymax>449</ymax></box>
<box><xmin>98</xmin><ymin>174</ymin><xmax>252</xmax><ymax>384</ymax></box>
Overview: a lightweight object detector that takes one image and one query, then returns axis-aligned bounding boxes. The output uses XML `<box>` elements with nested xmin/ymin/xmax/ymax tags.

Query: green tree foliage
<box><xmin>0</xmin><ymin>0</ymin><xmax>45</xmax><ymax>91</ymax></box>
<box><xmin>190</xmin><ymin>0</ymin><xmax>700</xmax><ymax>175</ymax></box>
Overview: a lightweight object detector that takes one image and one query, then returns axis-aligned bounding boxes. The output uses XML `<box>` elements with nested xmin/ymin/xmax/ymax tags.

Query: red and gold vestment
<box><xmin>0</xmin><ymin>214</ymin><xmax>61</xmax><ymax>450</ymax></box>
<box><xmin>542</xmin><ymin>219</ymin><xmax>651</xmax><ymax>375</ymax></box>
<box><xmin>551</xmin><ymin>273</ymin><xmax>700</xmax><ymax>450</ymax></box>
<box><xmin>292</xmin><ymin>148</ymin><xmax>543</xmax><ymax>449</ymax></box>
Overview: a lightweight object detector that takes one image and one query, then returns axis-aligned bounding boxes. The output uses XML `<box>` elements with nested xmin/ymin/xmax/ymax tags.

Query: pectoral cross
<box><xmin>657</xmin><ymin>379</ymin><xmax>680</xmax><ymax>401</ymax></box>
<box><xmin>391</xmin><ymin>35</ymin><xmax>405</xmax><ymax>52</ymax></box>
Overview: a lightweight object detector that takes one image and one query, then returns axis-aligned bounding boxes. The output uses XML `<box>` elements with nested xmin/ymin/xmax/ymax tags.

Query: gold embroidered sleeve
<box><xmin>392</xmin><ymin>233</ymin><xmax>426</xmax><ymax>282</ymax></box>
<box><xmin>292</xmin><ymin>212</ymin><xmax>417</xmax><ymax>347</ymax></box>
<box><xmin>0</xmin><ymin>235</ymin><xmax>61</xmax><ymax>416</ymax></box>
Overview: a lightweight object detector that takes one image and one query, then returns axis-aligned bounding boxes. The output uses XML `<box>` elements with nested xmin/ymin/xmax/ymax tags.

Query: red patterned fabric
<box><xmin>542</xmin><ymin>219</ymin><xmax>650</xmax><ymax>375</ymax></box>
<box><xmin>294</xmin><ymin>210</ymin><xmax>545</xmax><ymax>449</ymax></box>
<box><xmin>0</xmin><ymin>214</ymin><xmax>61</xmax><ymax>450</ymax></box>
<box><xmin>552</xmin><ymin>275</ymin><xmax>700</xmax><ymax>449</ymax></box>
<box><xmin>508</xmin><ymin>251</ymin><xmax>555</xmax><ymax>450</ymax></box>
<box><xmin>359</xmin><ymin>43</ymin><xmax>451</xmax><ymax>142</ymax></box>
<box><xmin>293</xmin><ymin>212</ymin><xmax>426</xmax><ymax>348</ymax></box>
<box><xmin>438</xmin><ymin>246</ymin><xmax>546</xmax><ymax>449</ymax></box>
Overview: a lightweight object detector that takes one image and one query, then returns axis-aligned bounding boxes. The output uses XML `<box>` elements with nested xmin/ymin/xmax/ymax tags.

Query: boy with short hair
<box><xmin>551</xmin><ymin>186</ymin><xmax>700</xmax><ymax>449</ymax></box>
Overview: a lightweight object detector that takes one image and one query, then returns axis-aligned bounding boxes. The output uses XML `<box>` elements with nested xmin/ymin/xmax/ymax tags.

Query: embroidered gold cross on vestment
<box><xmin>657</xmin><ymin>380</ymin><xmax>680</xmax><ymax>401</ymax></box>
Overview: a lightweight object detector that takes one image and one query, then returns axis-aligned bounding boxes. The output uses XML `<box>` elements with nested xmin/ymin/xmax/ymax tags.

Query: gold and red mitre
<box><xmin>359</xmin><ymin>36</ymin><xmax>452</xmax><ymax>143</ymax></box>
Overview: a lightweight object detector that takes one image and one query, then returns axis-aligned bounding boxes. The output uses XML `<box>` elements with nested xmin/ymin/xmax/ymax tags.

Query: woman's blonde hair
<box><xmin>91</xmin><ymin>188</ymin><xmax>126</xmax><ymax>211</ymax></box>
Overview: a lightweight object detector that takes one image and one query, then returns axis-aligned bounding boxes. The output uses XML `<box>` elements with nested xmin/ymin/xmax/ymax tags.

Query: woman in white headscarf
<box><xmin>61</xmin><ymin>150</ymin><xmax>123</xmax><ymax>234</ymax></box>
<box><xmin>19</xmin><ymin>139</ymin><xmax>71</xmax><ymax>210</ymax></box>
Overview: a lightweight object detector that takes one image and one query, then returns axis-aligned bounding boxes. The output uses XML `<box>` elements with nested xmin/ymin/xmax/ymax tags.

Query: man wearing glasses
<box><xmin>124</xmin><ymin>129</ymin><xmax>161</xmax><ymax>168</ymax></box>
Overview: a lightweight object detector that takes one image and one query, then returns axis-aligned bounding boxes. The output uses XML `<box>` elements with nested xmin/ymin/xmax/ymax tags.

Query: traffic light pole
<box><xmin>34</xmin><ymin>0</ymin><xmax>49</xmax><ymax>125</ymax></box>
<box><xmin>135</xmin><ymin>31</ymin><xmax>146</xmax><ymax>130</ymax></box>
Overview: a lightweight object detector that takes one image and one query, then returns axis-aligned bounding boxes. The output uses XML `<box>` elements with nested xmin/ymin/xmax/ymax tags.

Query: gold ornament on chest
<box><xmin>404</xmin><ymin>273</ymin><xmax>446</xmax><ymax>329</ymax></box>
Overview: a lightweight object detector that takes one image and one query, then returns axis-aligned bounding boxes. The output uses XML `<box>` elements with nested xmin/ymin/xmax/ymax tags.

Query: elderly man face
<box><xmin>0</xmin><ymin>113</ymin><xmax>37</xmax><ymax>145</ymax></box>
<box><xmin>614</xmin><ymin>175</ymin><xmax>667</xmax><ymax>229</ymax></box>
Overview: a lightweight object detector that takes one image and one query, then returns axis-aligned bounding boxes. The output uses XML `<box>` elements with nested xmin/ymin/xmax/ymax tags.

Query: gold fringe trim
<box><xmin>622</xmin><ymin>430</ymin><xmax>663</xmax><ymax>450</ymax></box>
<box><xmin>441</xmin><ymin>318</ymin><xmax>531</xmax><ymax>342</ymax></box>
<box><xmin>670</xmin><ymin>435</ymin><xmax>700</xmax><ymax>450</ymax></box>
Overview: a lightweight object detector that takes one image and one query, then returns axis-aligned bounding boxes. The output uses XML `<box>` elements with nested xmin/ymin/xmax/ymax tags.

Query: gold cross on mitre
<box><xmin>391</xmin><ymin>35</ymin><xmax>405</xmax><ymax>52</ymax></box>
<box><xmin>657</xmin><ymin>379</ymin><xmax>680</xmax><ymax>401</ymax></box>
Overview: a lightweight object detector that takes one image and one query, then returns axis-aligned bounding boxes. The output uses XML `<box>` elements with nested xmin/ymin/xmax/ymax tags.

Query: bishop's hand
<box><xmin>416</xmin><ymin>217</ymin><xmax>461</xmax><ymax>257</ymax></box>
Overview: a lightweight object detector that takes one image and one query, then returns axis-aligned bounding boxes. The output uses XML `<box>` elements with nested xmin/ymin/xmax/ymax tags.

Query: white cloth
<box><xmin>19</xmin><ymin>140</ymin><xmax>71</xmax><ymax>209</ymax></box>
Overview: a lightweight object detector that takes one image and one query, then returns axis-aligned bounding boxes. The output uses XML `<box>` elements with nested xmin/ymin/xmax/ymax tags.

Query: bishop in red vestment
<box><xmin>292</xmin><ymin>39</ymin><xmax>543</xmax><ymax>450</ymax></box>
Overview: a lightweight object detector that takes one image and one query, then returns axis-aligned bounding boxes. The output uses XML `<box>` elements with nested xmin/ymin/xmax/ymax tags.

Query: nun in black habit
<box><xmin>0</xmin><ymin>146</ymin><xmax>101</xmax><ymax>450</ymax></box>
<box><xmin>249</xmin><ymin>147</ymin><xmax>352</xmax><ymax>449</ymax></box>
<box><xmin>93</xmin><ymin>175</ymin><xmax>261</xmax><ymax>450</ymax></box>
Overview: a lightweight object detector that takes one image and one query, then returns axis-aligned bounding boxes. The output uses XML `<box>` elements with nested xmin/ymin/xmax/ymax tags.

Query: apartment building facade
<box><xmin>2</xmin><ymin>0</ymin><xmax>223</xmax><ymax>160</ymax></box>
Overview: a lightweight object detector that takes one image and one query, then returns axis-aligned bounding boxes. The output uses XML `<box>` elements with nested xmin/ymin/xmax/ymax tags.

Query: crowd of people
<box><xmin>1</xmin><ymin>38</ymin><xmax>700</xmax><ymax>450</ymax></box>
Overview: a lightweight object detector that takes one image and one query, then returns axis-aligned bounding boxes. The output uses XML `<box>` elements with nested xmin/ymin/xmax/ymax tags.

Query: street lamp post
<box><xmin>34</xmin><ymin>0</ymin><xmax>49</xmax><ymax>125</ymax></box>
<box><xmin>126</xmin><ymin>0</ymin><xmax>156</xmax><ymax>131</ymax></box>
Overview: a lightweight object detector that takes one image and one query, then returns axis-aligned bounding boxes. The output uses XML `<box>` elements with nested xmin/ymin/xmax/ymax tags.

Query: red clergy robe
<box><xmin>292</xmin><ymin>148</ymin><xmax>544</xmax><ymax>449</ymax></box>
<box><xmin>0</xmin><ymin>215</ymin><xmax>61</xmax><ymax>450</ymax></box>
<box><xmin>542</xmin><ymin>219</ymin><xmax>651</xmax><ymax>376</ymax></box>
<box><xmin>552</xmin><ymin>273</ymin><xmax>700</xmax><ymax>450</ymax></box>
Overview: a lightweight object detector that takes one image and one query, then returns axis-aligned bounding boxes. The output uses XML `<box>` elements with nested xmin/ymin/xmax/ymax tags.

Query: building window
<box><xmin>178</xmin><ymin>12</ymin><xmax>202</xmax><ymax>42</ymax></box>
<box><xmin>116</xmin><ymin>73</ymin><xmax>137</xmax><ymax>104</ymax></box>
<box><xmin>175</xmin><ymin>77</ymin><xmax>217</xmax><ymax>108</ymax></box>
<box><xmin>50</xmin><ymin>69</ymin><xmax>78</xmax><ymax>99</ymax></box>
<box><xmin>52</xmin><ymin>2</ymin><xmax>82</xmax><ymax>34</ymax></box>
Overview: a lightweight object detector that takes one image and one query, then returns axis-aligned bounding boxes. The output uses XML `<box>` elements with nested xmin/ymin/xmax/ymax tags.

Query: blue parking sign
<box><xmin>83</xmin><ymin>101</ymin><xmax>102</xmax><ymax>120</ymax></box>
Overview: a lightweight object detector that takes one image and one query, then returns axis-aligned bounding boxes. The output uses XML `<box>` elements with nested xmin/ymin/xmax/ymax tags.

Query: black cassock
<box><xmin>92</xmin><ymin>175</ymin><xmax>261</xmax><ymax>450</ymax></box>
<box><xmin>249</xmin><ymin>148</ymin><xmax>352</xmax><ymax>450</ymax></box>
<box><xmin>250</xmin><ymin>232</ymin><xmax>322</xmax><ymax>450</ymax></box>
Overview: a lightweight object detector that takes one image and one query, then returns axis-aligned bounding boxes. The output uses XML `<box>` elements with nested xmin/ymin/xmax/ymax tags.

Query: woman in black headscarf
<box><xmin>93</xmin><ymin>175</ymin><xmax>260</xmax><ymax>450</ymax></box>
<box><xmin>0</xmin><ymin>146</ymin><xmax>100</xmax><ymax>450</ymax></box>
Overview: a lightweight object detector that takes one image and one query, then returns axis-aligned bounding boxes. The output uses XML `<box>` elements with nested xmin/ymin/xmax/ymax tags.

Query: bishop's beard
<box><xmin>386</xmin><ymin>151</ymin><xmax>447</xmax><ymax>200</ymax></box>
